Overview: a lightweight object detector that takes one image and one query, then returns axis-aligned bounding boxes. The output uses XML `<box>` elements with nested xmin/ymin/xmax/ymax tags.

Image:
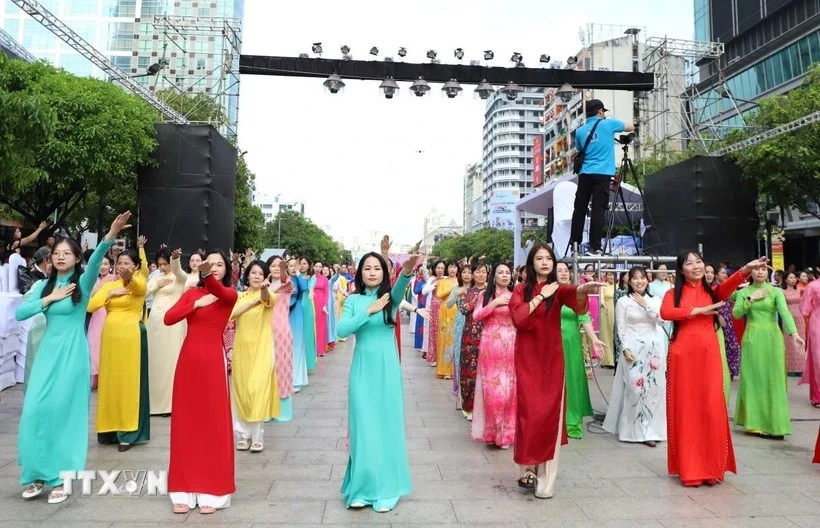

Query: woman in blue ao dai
<box><xmin>16</xmin><ymin>212</ymin><xmax>132</xmax><ymax>505</ymax></box>
<box><xmin>337</xmin><ymin>245</ymin><xmax>422</xmax><ymax>513</ymax></box>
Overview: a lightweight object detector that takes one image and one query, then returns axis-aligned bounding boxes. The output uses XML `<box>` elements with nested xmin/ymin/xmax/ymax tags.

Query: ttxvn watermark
<box><xmin>59</xmin><ymin>470</ymin><xmax>168</xmax><ymax>496</ymax></box>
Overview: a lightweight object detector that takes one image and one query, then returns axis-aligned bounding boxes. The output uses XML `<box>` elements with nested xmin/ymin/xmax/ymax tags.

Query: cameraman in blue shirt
<box><xmin>569</xmin><ymin>99</ymin><xmax>634</xmax><ymax>255</ymax></box>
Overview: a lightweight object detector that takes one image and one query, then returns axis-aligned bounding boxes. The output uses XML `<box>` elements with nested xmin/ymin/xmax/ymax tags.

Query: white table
<box><xmin>0</xmin><ymin>293</ymin><xmax>24</xmax><ymax>391</ymax></box>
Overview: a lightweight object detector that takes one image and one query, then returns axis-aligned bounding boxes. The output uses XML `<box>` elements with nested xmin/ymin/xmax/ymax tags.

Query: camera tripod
<box><xmin>603</xmin><ymin>141</ymin><xmax>644</xmax><ymax>255</ymax></box>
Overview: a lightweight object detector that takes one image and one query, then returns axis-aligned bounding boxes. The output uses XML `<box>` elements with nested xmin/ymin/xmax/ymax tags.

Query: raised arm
<box><xmin>203</xmin><ymin>273</ymin><xmax>238</xmax><ymax>304</ymax></box>
<box><xmin>138</xmin><ymin>247</ymin><xmax>149</xmax><ymax>279</ymax></box>
<box><xmin>19</xmin><ymin>221</ymin><xmax>47</xmax><ymax>247</ymax></box>
<box><xmin>732</xmin><ymin>287</ymin><xmax>752</xmax><ymax>319</ymax></box>
<box><xmin>171</xmin><ymin>253</ymin><xmax>188</xmax><ymax>283</ymax></box>
<box><xmin>660</xmin><ymin>289</ymin><xmax>692</xmax><ymax>321</ymax></box>
<box><xmin>510</xmin><ymin>285</ymin><xmax>535</xmax><ymax>330</ymax></box>
<box><xmin>337</xmin><ymin>297</ymin><xmax>371</xmax><ymax>338</ymax></box>
<box><xmin>390</xmin><ymin>271</ymin><xmax>411</xmax><ymax>308</ymax></box>
<box><xmin>87</xmin><ymin>281</ymin><xmax>114</xmax><ymax>314</ymax></box>
<box><xmin>473</xmin><ymin>296</ymin><xmax>498</xmax><ymax>322</ymax></box>
<box><xmin>80</xmin><ymin>240</ymin><xmax>115</xmax><ymax>296</ymax></box>
<box><xmin>558</xmin><ymin>283</ymin><xmax>588</xmax><ymax>315</ymax></box>
<box><xmin>715</xmin><ymin>270</ymin><xmax>748</xmax><ymax>301</ymax></box>
<box><xmin>164</xmin><ymin>289</ymin><xmax>197</xmax><ymax>326</ymax></box>
<box><xmin>126</xmin><ymin>272</ymin><xmax>147</xmax><ymax>296</ymax></box>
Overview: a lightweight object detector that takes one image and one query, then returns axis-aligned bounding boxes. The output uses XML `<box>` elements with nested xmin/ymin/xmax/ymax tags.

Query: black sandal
<box><xmin>518</xmin><ymin>470</ymin><xmax>536</xmax><ymax>489</ymax></box>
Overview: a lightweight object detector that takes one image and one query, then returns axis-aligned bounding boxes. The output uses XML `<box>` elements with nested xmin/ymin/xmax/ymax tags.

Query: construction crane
<box><xmin>9</xmin><ymin>0</ymin><xmax>189</xmax><ymax>125</ymax></box>
<box><xmin>710</xmin><ymin>110</ymin><xmax>820</xmax><ymax>156</ymax></box>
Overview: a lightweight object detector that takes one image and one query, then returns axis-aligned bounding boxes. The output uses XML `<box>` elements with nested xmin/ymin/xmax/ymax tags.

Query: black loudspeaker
<box><xmin>138</xmin><ymin>124</ymin><xmax>236</xmax><ymax>253</ymax></box>
<box><xmin>642</xmin><ymin>156</ymin><xmax>758</xmax><ymax>266</ymax></box>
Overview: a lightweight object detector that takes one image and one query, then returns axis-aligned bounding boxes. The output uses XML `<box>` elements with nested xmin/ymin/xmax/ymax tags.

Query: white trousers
<box><xmin>519</xmin><ymin>385</ymin><xmax>565</xmax><ymax>499</ymax></box>
<box><xmin>231</xmin><ymin>395</ymin><xmax>264</xmax><ymax>443</ymax></box>
<box><xmin>169</xmin><ymin>492</ymin><xmax>231</xmax><ymax>509</ymax></box>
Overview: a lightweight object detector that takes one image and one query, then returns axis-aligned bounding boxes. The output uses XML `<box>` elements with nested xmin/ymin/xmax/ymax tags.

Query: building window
<box><xmin>65</xmin><ymin>0</ymin><xmax>98</xmax><ymax>16</ymax></box>
<box><xmin>196</xmin><ymin>58</ymin><xmax>206</xmax><ymax>70</ymax></box>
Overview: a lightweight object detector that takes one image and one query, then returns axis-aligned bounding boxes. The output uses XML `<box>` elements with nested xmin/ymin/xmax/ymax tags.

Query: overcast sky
<box><xmin>238</xmin><ymin>0</ymin><xmax>694</xmax><ymax>247</ymax></box>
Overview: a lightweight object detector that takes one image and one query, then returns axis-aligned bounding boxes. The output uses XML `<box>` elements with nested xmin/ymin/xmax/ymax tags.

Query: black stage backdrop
<box><xmin>138</xmin><ymin>124</ymin><xmax>236</xmax><ymax>254</ymax></box>
<box><xmin>643</xmin><ymin>156</ymin><xmax>758</xmax><ymax>266</ymax></box>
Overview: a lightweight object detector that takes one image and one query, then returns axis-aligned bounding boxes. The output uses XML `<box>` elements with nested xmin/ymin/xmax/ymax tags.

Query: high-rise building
<box><xmin>480</xmin><ymin>88</ymin><xmax>543</xmax><ymax>229</ymax></box>
<box><xmin>252</xmin><ymin>192</ymin><xmax>304</xmax><ymax>222</ymax></box>
<box><xmin>462</xmin><ymin>163</ymin><xmax>483</xmax><ymax>233</ymax></box>
<box><xmin>691</xmin><ymin>0</ymin><xmax>819</xmax><ymax>134</ymax></box>
<box><xmin>0</xmin><ymin>0</ymin><xmax>243</xmax><ymax>139</ymax></box>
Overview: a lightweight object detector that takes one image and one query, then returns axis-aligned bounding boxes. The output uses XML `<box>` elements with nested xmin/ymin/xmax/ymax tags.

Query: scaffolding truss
<box><xmin>9</xmin><ymin>0</ymin><xmax>188</xmax><ymax>124</ymax></box>
<box><xmin>0</xmin><ymin>26</ymin><xmax>37</xmax><ymax>62</ymax></box>
<box><xmin>151</xmin><ymin>15</ymin><xmax>242</xmax><ymax>139</ymax></box>
<box><xmin>638</xmin><ymin>36</ymin><xmax>755</xmax><ymax>157</ymax></box>
<box><xmin>710</xmin><ymin>109</ymin><xmax>820</xmax><ymax>156</ymax></box>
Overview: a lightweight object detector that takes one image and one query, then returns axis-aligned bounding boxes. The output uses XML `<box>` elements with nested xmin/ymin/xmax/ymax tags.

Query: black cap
<box><xmin>586</xmin><ymin>99</ymin><xmax>608</xmax><ymax>117</ymax></box>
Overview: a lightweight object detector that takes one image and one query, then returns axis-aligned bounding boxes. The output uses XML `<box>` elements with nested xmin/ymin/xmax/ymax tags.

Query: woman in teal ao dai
<box><xmin>15</xmin><ymin>212</ymin><xmax>131</xmax><ymax>504</ymax></box>
<box><xmin>337</xmin><ymin>248</ymin><xmax>421</xmax><ymax>513</ymax></box>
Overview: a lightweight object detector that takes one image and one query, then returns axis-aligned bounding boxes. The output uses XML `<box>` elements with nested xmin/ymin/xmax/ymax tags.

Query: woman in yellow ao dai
<box><xmin>231</xmin><ymin>259</ymin><xmax>280</xmax><ymax>452</ymax></box>
<box><xmin>435</xmin><ymin>261</ymin><xmax>460</xmax><ymax>379</ymax></box>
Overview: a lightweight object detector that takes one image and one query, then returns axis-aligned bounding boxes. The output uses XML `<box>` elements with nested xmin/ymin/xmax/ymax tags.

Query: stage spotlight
<box><xmin>426</xmin><ymin>50</ymin><xmax>437</xmax><ymax>60</ymax></box>
<box><xmin>379</xmin><ymin>77</ymin><xmax>400</xmax><ymax>99</ymax></box>
<box><xmin>484</xmin><ymin>50</ymin><xmax>494</xmax><ymax>60</ymax></box>
<box><xmin>474</xmin><ymin>79</ymin><xmax>494</xmax><ymax>100</ymax></box>
<box><xmin>454</xmin><ymin>48</ymin><xmax>465</xmax><ymax>60</ymax></box>
<box><xmin>398</xmin><ymin>47</ymin><xmax>407</xmax><ymax>57</ymax></box>
<box><xmin>510</xmin><ymin>52</ymin><xmax>523</xmax><ymax>64</ymax></box>
<box><xmin>312</xmin><ymin>42</ymin><xmax>322</xmax><ymax>54</ymax></box>
<box><xmin>370</xmin><ymin>46</ymin><xmax>379</xmax><ymax>56</ymax></box>
<box><xmin>410</xmin><ymin>76</ymin><xmax>431</xmax><ymax>97</ymax></box>
<box><xmin>341</xmin><ymin>45</ymin><xmax>351</xmax><ymax>55</ymax></box>
<box><xmin>539</xmin><ymin>54</ymin><xmax>551</xmax><ymax>63</ymax></box>
<box><xmin>442</xmin><ymin>79</ymin><xmax>463</xmax><ymax>99</ymax></box>
<box><xmin>323</xmin><ymin>73</ymin><xmax>345</xmax><ymax>94</ymax></box>
<box><xmin>567</xmin><ymin>55</ymin><xmax>578</xmax><ymax>66</ymax></box>
<box><xmin>556</xmin><ymin>83</ymin><xmax>576</xmax><ymax>103</ymax></box>
<box><xmin>500</xmin><ymin>81</ymin><xmax>523</xmax><ymax>101</ymax></box>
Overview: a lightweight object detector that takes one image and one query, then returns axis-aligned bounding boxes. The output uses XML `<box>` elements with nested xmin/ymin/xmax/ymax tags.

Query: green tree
<box><xmin>0</xmin><ymin>55</ymin><xmax>157</xmax><ymax>231</ymax></box>
<box><xmin>155</xmin><ymin>89</ymin><xmax>227</xmax><ymax>126</ymax></box>
<box><xmin>727</xmin><ymin>65</ymin><xmax>820</xmax><ymax>218</ymax></box>
<box><xmin>264</xmin><ymin>210</ymin><xmax>341</xmax><ymax>264</ymax></box>
<box><xmin>233</xmin><ymin>155</ymin><xmax>266</xmax><ymax>251</ymax></box>
<box><xmin>432</xmin><ymin>228</ymin><xmax>514</xmax><ymax>263</ymax></box>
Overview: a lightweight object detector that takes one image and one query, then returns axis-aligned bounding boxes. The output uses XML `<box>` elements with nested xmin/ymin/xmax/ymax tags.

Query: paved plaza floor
<box><xmin>0</xmin><ymin>324</ymin><xmax>818</xmax><ymax>527</ymax></box>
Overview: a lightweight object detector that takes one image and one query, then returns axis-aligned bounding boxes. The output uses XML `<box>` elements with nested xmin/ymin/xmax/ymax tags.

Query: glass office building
<box><xmin>691</xmin><ymin>0</ymin><xmax>819</xmax><ymax>134</ymax></box>
<box><xmin>1</xmin><ymin>0</ymin><xmax>244</xmax><ymax>139</ymax></box>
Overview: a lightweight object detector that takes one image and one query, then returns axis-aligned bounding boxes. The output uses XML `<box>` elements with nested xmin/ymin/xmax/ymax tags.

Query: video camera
<box><xmin>616</xmin><ymin>132</ymin><xmax>636</xmax><ymax>145</ymax></box>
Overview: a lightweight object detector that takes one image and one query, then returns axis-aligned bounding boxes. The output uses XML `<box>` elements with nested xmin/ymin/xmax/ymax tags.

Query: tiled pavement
<box><xmin>0</xmin><ymin>324</ymin><xmax>818</xmax><ymax>527</ymax></box>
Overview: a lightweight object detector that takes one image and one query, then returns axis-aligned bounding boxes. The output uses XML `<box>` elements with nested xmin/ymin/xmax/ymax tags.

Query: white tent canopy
<box><xmin>514</xmin><ymin>174</ymin><xmax>643</xmax><ymax>266</ymax></box>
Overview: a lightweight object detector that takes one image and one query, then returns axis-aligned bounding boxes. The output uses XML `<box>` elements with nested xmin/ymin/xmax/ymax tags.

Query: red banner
<box><xmin>533</xmin><ymin>135</ymin><xmax>544</xmax><ymax>188</ymax></box>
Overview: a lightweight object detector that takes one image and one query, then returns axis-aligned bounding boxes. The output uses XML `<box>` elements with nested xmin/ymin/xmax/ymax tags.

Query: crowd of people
<box><xmin>2</xmin><ymin>215</ymin><xmax>819</xmax><ymax>515</ymax></box>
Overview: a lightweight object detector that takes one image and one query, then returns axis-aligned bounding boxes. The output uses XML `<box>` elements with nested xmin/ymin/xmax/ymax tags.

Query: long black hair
<box><xmin>626</xmin><ymin>266</ymin><xmax>652</xmax><ymax>296</ymax></box>
<box><xmin>523</xmin><ymin>243</ymin><xmax>558</xmax><ymax>305</ymax></box>
<box><xmin>353</xmin><ymin>252</ymin><xmax>396</xmax><ymax>327</ymax></box>
<box><xmin>242</xmin><ymin>259</ymin><xmax>270</xmax><ymax>289</ymax></box>
<box><xmin>156</xmin><ymin>247</ymin><xmax>171</xmax><ymax>266</ymax></box>
<box><xmin>286</xmin><ymin>257</ymin><xmax>303</xmax><ymax>311</ymax></box>
<box><xmin>671</xmin><ymin>250</ymin><xmax>719</xmax><ymax>341</ymax></box>
<box><xmin>197</xmin><ymin>249</ymin><xmax>232</xmax><ymax>288</ymax></box>
<box><xmin>41</xmin><ymin>237</ymin><xmax>83</xmax><ymax>304</ymax></box>
<box><xmin>483</xmin><ymin>262</ymin><xmax>514</xmax><ymax>307</ymax></box>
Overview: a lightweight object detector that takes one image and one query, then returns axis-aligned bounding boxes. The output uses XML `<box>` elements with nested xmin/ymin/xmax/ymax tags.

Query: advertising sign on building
<box><xmin>488</xmin><ymin>190</ymin><xmax>520</xmax><ymax>231</ymax></box>
<box><xmin>533</xmin><ymin>135</ymin><xmax>544</xmax><ymax>188</ymax></box>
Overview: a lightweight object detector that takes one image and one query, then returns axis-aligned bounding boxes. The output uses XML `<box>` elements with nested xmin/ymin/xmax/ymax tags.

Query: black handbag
<box><xmin>572</xmin><ymin>119</ymin><xmax>602</xmax><ymax>175</ymax></box>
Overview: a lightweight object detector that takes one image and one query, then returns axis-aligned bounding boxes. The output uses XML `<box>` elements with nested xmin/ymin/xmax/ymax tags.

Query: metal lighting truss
<box><xmin>710</xmin><ymin>110</ymin><xmax>820</xmax><ymax>156</ymax></box>
<box><xmin>152</xmin><ymin>15</ymin><xmax>242</xmax><ymax>137</ymax></box>
<box><xmin>9</xmin><ymin>0</ymin><xmax>188</xmax><ymax>124</ymax></box>
<box><xmin>0</xmin><ymin>26</ymin><xmax>37</xmax><ymax>62</ymax></box>
<box><xmin>640</xmin><ymin>36</ymin><xmax>737</xmax><ymax>155</ymax></box>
